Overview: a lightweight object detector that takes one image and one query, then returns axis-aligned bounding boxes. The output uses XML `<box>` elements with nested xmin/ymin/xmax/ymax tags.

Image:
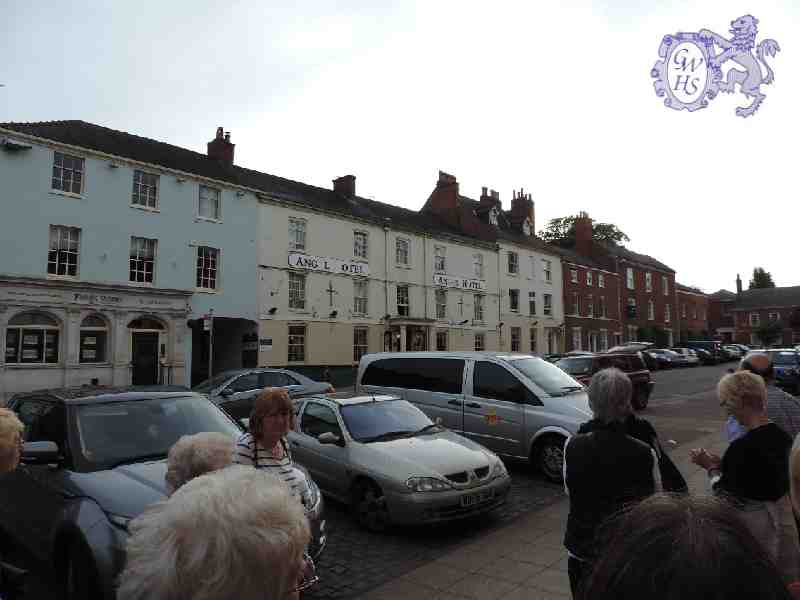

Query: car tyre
<box><xmin>534</xmin><ymin>434</ymin><xmax>566</xmax><ymax>483</ymax></box>
<box><xmin>632</xmin><ymin>386</ymin><xmax>649</xmax><ymax>411</ymax></box>
<box><xmin>62</xmin><ymin>540</ymin><xmax>100</xmax><ymax>600</ymax></box>
<box><xmin>352</xmin><ymin>480</ymin><xmax>389</xmax><ymax>533</ymax></box>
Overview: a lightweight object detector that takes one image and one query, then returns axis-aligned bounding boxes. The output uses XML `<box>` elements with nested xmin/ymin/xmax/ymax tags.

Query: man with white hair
<box><xmin>118</xmin><ymin>465</ymin><xmax>314</xmax><ymax>600</ymax></box>
<box><xmin>164</xmin><ymin>432</ymin><xmax>234</xmax><ymax>495</ymax></box>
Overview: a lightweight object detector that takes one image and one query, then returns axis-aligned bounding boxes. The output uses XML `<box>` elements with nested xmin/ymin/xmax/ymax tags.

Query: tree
<box><xmin>755</xmin><ymin>320</ymin><xmax>782</xmax><ymax>347</ymax></box>
<box><xmin>749</xmin><ymin>267</ymin><xmax>776</xmax><ymax>289</ymax></box>
<box><xmin>538</xmin><ymin>215</ymin><xmax>630</xmax><ymax>247</ymax></box>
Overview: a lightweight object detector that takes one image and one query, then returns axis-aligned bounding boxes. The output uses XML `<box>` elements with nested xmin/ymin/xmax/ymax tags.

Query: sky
<box><xmin>2</xmin><ymin>0</ymin><xmax>798</xmax><ymax>293</ymax></box>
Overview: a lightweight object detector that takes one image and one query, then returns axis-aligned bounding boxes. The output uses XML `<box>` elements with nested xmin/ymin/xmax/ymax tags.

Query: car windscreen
<box><xmin>73</xmin><ymin>396</ymin><xmax>241</xmax><ymax>471</ymax></box>
<box><xmin>508</xmin><ymin>357</ymin><xmax>583</xmax><ymax>396</ymax></box>
<box><xmin>191</xmin><ymin>372</ymin><xmax>237</xmax><ymax>393</ymax></box>
<box><xmin>771</xmin><ymin>352</ymin><xmax>799</xmax><ymax>366</ymax></box>
<box><xmin>340</xmin><ymin>399</ymin><xmax>433</xmax><ymax>442</ymax></box>
<box><xmin>556</xmin><ymin>357</ymin><xmax>593</xmax><ymax>375</ymax></box>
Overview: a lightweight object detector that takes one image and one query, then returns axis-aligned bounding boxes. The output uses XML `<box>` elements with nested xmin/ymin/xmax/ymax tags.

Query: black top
<box><xmin>716</xmin><ymin>422</ymin><xmax>791</xmax><ymax>502</ymax></box>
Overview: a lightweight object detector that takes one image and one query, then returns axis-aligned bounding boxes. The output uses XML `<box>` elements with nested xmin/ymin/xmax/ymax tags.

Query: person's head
<box><xmin>250</xmin><ymin>387</ymin><xmax>295</xmax><ymax>444</ymax></box>
<box><xmin>165</xmin><ymin>432</ymin><xmax>234</xmax><ymax>496</ymax></box>
<box><xmin>740</xmin><ymin>352</ymin><xmax>774</xmax><ymax>381</ymax></box>
<box><xmin>588</xmin><ymin>368</ymin><xmax>633</xmax><ymax>424</ymax></box>
<box><xmin>119</xmin><ymin>465</ymin><xmax>312</xmax><ymax>600</ymax></box>
<box><xmin>718</xmin><ymin>370</ymin><xmax>767</xmax><ymax>425</ymax></box>
<box><xmin>579</xmin><ymin>494</ymin><xmax>792</xmax><ymax>600</ymax></box>
<box><xmin>0</xmin><ymin>408</ymin><xmax>24</xmax><ymax>474</ymax></box>
<box><xmin>790</xmin><ymin>434</ymin><xmax>800</xmax><ymax>516</ymax></box>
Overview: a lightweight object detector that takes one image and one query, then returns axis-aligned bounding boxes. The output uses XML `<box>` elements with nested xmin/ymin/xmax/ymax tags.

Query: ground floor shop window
<box><xmin>436</xmin><ymin>330</ymin><xmax>448</xmax><ymax>351</ymax></box>
<box><xmin>530</xmin><ymin>329</ymin><xmax>537</xmax><ymax>354</ymax></box>
<box><xmin>511</xmin><ymin>327</ymin><xmax>521</xmax><ymax>352</ymax></box>
<box><xmin>288</xmin><ymin>325</ymin><xmax>306</xmax><ymax>362</ymax></box>
<box><xmin>474</xmin><ymin>332</ymin><xmax>485</xmax><ymax>351</ymax></box>
<box><xmin>5</xmin><ymin>312</ymin><xmax>60</xmax><ymax>364</ymax></box>
<box><xmin>353</xmin><ymin>327</ymin><xmax>368</xmax><ymax>362</ymax></box>
<box><xmin>79</xmin><ymin>315</ymin><xmax>108</xmax><ymax>363</ymax></box>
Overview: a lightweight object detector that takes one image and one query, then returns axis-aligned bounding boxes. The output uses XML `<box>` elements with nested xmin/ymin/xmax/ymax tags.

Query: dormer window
<box><xmin>489</xmin><ymin>207</ymin><xmax>499</xmax><ymax>226</ymax></box>
<box><xmin>522</xmin><ymin>218</ymin><xmax>532</xmax><ymax>236</ymax></box>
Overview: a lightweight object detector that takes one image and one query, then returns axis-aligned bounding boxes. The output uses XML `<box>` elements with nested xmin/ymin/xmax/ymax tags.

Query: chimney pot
<box><xmin>333</xmin><ymin>174</ymin><xmax>356</xmax><ymax>197</ymax></box>
<box><xmin>208</xmin><ymin>127</ymin><xmax>235</xmax><ymax>165</ymax></box>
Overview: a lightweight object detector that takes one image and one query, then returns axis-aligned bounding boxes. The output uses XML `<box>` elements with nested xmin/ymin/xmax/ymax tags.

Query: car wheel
<box><xmin>632</xmin><ymin>386</ymin><xmax>649</xmax><ymax>411</ymax></box>
<box><xmin>62</xmin><ymin>540</ymin><xmax>100</xmax><ymax>600</ymax></box>
<box><xmin>352</xmin><ymin>480</ymin><xmax>389</xmax><ymax>532</ymax></box>
<box><xmin>534</xmin><ymin>434</ymin><xmax>566</xmax><ymax>483</ymax></box>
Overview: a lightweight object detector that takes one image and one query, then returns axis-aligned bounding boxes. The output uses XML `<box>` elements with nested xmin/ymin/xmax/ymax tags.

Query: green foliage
<box><xmin>755</xmin><ymin>320</ymin><xmax>782</xmax><ymax>347</ymax></box>
<box><xmin>749</xmin><ymin>267</ymin><xmax>776</xmax><ymax>289</ymax></box>
<box><xmin>538</xmin><ymin>215</ymin><xmax>630</xmax><ymax>247</ymax></box>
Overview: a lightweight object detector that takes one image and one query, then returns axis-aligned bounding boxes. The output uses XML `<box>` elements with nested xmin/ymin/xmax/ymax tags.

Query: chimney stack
<box><xmin>736</xmin><ymin>273</ymin><xmax>742</xmax><ymax>295</ymax></box>
<box><xmin>574</xmin><ymin>211</ymin><xmax>593</xmax><ymax>257</ymax></box>
<box><xmin>511</xmin><ymin>188</ymin><xmax>535</xmax><ymax>234</ymax></box>
<box><xmin>207</xmin><ymin>127</ymin><xmax>235</xmax><ymax>165</ymax></box>
<box><xmin>333</xmin><ymin>174</ymin><xmax>356</xmax><ymax>197</ymax></box>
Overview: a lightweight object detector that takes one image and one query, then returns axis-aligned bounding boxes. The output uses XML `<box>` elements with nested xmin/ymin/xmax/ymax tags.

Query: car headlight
<box><xmin>491</xmin><ymin>458</ymin><xmax>508</xmax><ymax>479</ymax></box>
<box><xmin>406</xmin><ymin>476</ymin><xmax>452</xmax><ymax>492</ymax></box>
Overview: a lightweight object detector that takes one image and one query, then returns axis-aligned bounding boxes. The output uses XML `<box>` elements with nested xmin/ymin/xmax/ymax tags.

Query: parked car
<box><xmin>356</xmin><ymin>352</ymin><xmax>592</xmax><ymax>483</ymax></box>
<box><xmin>193</xmin><ymin>368</ymin><xmax>334</xmax><ymax>421</ymax></box>
<box><xmin>646</xmin><ymin>349</ymin><xmax>688</xmax><ymax>369</ymax></box>
<box><xmin>670</xmin><ymin>347</ymin><xmax>700</xmax><ymax>367</ymax></box>
<box><xmin>746</xmin><ymin>349</ymin><xmax>800</xmax><ymax>395</ymax></box>
<box><xmin>685</xmin><ymin>340</ymin><xmax>724</xmax><ymax>364</ymax></box>
<box><xmin>556</xmin><ymin>353</ymin><xmax>655</xmax><ymax>410</ymax></box>
<box><xmin>607</xmin><ymin>342</ymin><xmax>659</xmax><ymax>371</ymax></box>
<box><xmin>690</xmin><ymin>347</ymin><xmax>716</xmax><ymax>365</ymax></box>
<box><xmin>0</xmin><ymin>386</ymin><xmax>326</xmax><ymax>600</ymax></box>
<box><xmin>723</xmin><ymin>345</ymin><xmax>744</xmax><ymax>360</ymax></box>
<box><xmin>288</xmin><ymin>392</ymin><xmax>511</xmax><ymax>531</ymax></box>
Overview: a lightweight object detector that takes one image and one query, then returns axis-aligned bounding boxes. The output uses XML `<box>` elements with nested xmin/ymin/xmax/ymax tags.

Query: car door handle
<box><xmin>465</xmin><ymin>402</ymin><xmax>481</xmax><ymax>408</ymax></box>
<box><xmin>447</xmin><ymin>400</ymin><xmax>463</xmax><ymax>406</ymax></box>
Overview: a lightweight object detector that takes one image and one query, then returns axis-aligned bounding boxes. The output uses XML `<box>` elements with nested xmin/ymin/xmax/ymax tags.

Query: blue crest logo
<box><xmin>651</xmin><ymin>15</ymin><xmax>780</xmax><ymax>118</ymax></box>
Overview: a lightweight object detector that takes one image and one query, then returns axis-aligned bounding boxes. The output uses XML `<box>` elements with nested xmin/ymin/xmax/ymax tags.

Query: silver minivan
<box><xmin>356</xmin><ymin>352</ymin><xmax>593</xmax><ymax>482</ymax></box>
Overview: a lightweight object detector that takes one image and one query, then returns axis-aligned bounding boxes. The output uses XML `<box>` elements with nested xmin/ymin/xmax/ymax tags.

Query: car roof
<box><xmin>10</xmin><ymin>385</ymin><xmax>201</xmax><ymax>405</ymax></box>
<box><xmin>302</xmin><ymin>392</ymin><xmax>401</xmax><ymax>406</ymax></box>
<box><xmin>362</xmin><ymin>351</ymin><xmax>539</xmax><ymax>361</ymax></box>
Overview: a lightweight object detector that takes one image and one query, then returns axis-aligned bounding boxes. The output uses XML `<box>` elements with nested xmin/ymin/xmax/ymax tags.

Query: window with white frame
<box><xmin>509</xmin><ymin>289</ymin><xmax>519</xmax><ymax>312</ymax></box>
<box><xmin>435</xmin><ymin>289</ymin><xmax>447</xmax><ymax>319</ymax></box>
<box><xmin>769</xmin><ymin>312</ymin><xmax>779</xmax><ymax>322</ymax></box>
<box><xmin>132</xmin><ymin>170</ymin><xmax>159</xmax><ymax>209</ymax></box>
<box><xmin>353</xmin><ymin>280</ymin><xmax>368</xmax><ymax>315</ymax></box>
<box><xmin>682</xmin><ymin>304</ymin><xmax>687</xmax><ymax>318</ymax></box>
<box><xmin>587</xmin><ymin>271</ymin><xmax>593</xmax><ymax>286</ymax></box>
<box><xmin>396</xmin><ymin>238</ymin><xmax>410</xmax><ymax>266</ymax></box>
<box><xmin>288</xmin><ymin>324</ymin><xmax>306</xmax><ymax>362</ymax></box>
<box><xmin>474</xmin><ymin>253</ymin><xmax>484</xmax><ymax>279</ymax></box>
<box><xmin>543</xmin><ymin>293</ymin><xmax>552</xmax><ymax>315</ymax></box>
<box><xmin>600</xmin><ymin>329</ymin><xmax>608</xmax><ymax>351</ymax></box>
<box><xmin>542</xmin><ymin>259</ymin><xmax>552</xmax><ymax>282</ymax></box>
<box><xmin>436</xmin><ymin>330</ymin><xmax>448</xmax><ymax>351</ymax></box>
<box><xmin>47</xmin><ymin>225</ymin><xmax>81</xmax><ymax>277</ymax></box>
<box><xmin>570</xmin><ymin>269</ymin><xmax>578</xmax><ymax>283</ymax></box>
<box><xmin>647</xmin><ymin>300</ymin><xmax>655</xmax><ymax>320</ymax></box>
<box><xmin>353</xmin><ymin>327</ymin><xmax>368</xmax><ymax>362</ymax></box>
<box><xmin>353</xmin><ymin>231</ymin><xmax>368</xmax><ymax>259</ymax></box>
<box><xmin>288</xmin><ymin>218</ymin><xmax>306</xmax><ymax>251</ymax></box>
<box><xmin>645</xmin><ymin>272</ymin><xmax>652</xmax><ymax>292</ymax></box>
<box><xmin>474</xmin><ymin>294</ymin><xmax>485</xmax><ymax>321</ymax></box>
<box><xmin>750</xmin><ymin>313</ymin><xmax>760</xmax><ymax>326</ymax></box>
<box><xmin>598</xmin><ymin>273</ymin><xmax>605</xmax><ymax>288</ymax></box>
<box><xmin>627</xmin><ymin>325</ymin><xmax>637</xmax><ymax>342</ymax></box>
<box><xmin>511</xmin><ymin>327</ymin><xmax>521</xmax><ymax>352</ymax></box>
<box><xmin>572</xmin><ymin>293</ymin><xmax>580</xmax><ymax>316</ymax></box>
<box><xmin>474</xmin><ymin>332</ymin><xmax>485</xmax><ymax>352</ymax></box>
<box><xmin>587</xmin><ymin>295</ymin><xmax>594</xmax><ymax>318</ymax></box>
<box><xmin>434</xmin><ymin>245</ymin><xmax>446</xmax><ymax>273</ymax></box>
<box><xmin>626</xmin><ymin>267</ymin><xmax>634</xmax><ymax>290</ymax></box>
<box><xmin>508</xmin><ymin>252</ymin><xmax>519</xmax><ymax>275</ymax></box>
<box><xmin>198</xmin><ymin>185</ymin><xmax>221</xmax><ymax>220</ymax></box>
<box><xmin>529</xmin><ymin>329</ymin><xmax>537</xmax><ymax>354</ymax></box>
<box><xmin>662</xmin><ymin>275</ymin><xmax>669</xmax><ymax>296</ymax></box>
<box><xmin>5</xmin><ymin>311</ymin><xmax>60</xmax><ymax>364</ymax></box>
<box><xmin>692</xmin><ymin>305</ymin><xmax>698</xmax><ymax>320</ymax></box>
<box><xmin>129</xmin><ymin>237</ymin><xmax>157</xmax><ymax>284</ymax></box>
<box><xmin>52</xmin><ymin>152</ymin><xmax>84</xmax><ymax>194</ymax></box>
<box><xmin>196</xmin><ymin>246</ymin><xmax>219</xmax><ymax>290</ymax></box>
<box><xmin>665</xmin><ymin>304</ymin><xmax>671</xmax><ymax>323</ymax></box>
<box><xmin>572</xmin><ymin>327</ymin><xmax>582</xmax><ymax>351</ymax></box>
<box><xmin>529</xmin><ymin>291</ymin><xmax>536</xmax><ymax>316</ymax></box>
<box><xmin>627</xmin><ymin>297</ymin><xmax>636</xmax><ymax>317</ymax></box>
<box><xmin>397</xmin><ymin>285</ymin><xmax>409</xmax><ymax>316</ymax></box>
<box><xmin>289</xmin><ymin>272</ymin><xmax>306</xmax><ymax>309</ymax></box>
<box><xmin>79</xmin><ymin>315</ymin><xmax>108</xmax><ymax>363</ymax></box>
<box><xmin>599</xmin><ymin>296</ymin><xmax>606</xmax><ymax>318</ymax></box>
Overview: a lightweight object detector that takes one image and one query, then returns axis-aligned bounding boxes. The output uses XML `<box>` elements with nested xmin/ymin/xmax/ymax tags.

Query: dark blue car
<box><xmin>768</xmin><ymin>350</ymin><xmax>800</xmax><ymax>395</ymax></box>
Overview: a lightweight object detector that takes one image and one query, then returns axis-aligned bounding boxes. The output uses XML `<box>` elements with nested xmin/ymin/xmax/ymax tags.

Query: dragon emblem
<box><xmin>652</xmin><ymin>15</ymin><xmax>780</xmax><ymax>117</ymax></box>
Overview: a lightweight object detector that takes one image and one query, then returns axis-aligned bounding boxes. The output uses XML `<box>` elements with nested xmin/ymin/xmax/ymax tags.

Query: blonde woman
<box><xmin>0</xmin><ymin>408</ymin><xmax>24</xmax><ymax>474</ymax></box>
<box><xmin>165</xmin><ymin>432</ymin><xmax>234</xmax><ymax>495</ymax></box>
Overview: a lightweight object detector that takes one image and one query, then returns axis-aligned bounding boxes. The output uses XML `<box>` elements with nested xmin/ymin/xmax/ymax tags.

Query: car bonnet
<box><xmin>70</xmin><ymin>460</ymin><xmax>168</xmax><ymax>518</ymax></box>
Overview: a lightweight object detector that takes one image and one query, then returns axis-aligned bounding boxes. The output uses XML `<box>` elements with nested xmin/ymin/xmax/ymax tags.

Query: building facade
<box><xmin>708</xmin><ymin>289</ymin><xmax>737</xmax><ymax>342</ymax></box>
<box><xmin>676</xmin><ymin>284</ymin><xmax>709</xmax><ymax>343</ymax></box>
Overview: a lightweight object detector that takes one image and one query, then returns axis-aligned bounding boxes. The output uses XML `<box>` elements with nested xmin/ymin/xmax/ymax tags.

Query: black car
<box><xmin>0</xmin><ymin>386</ymin><xmax>325</xmax><ymax>599</ymax></box>
<box><xmin>556</xmin><ymin>352</ymin><xmax>655</xmax><ymax>410</ymax></box>
<box><xmin>765</xmin><ymin>350</ymin><xmax>800</xmax><ymax>394</ymax></box>
<box><xmin>193</xmin><ymin>368</ymin><xmax>334</xmax><ymax>422</ymax></box>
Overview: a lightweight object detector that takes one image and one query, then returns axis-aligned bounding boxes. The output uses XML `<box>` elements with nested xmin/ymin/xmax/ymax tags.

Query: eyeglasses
<box><xmin>265</xmin><ymin>409</ymin><xmax>292</xmax><ymax>419</ymax></box>
<box><xmin>290</xmin><ymin>553</ymin><xmax>319</xmax><ymax>594</ymax></box>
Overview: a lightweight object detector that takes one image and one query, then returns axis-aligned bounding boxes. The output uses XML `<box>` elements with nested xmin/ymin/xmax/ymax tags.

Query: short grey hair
<box><xmin>119</xmin><ymin>465</ymin><xmax>311</xmax><ymax>600</ymax></box>
<box><xmin>165</xmin><ymin>432</ymin><xmax>234</xmax><ymax>496</ymax></box>
<box><xmin>718</xmin><ymin>370</ymin><xmax>766</xmax><ymax>413</ymax></box>
<box><xmin>588</xmin><ymin>368</ymin><xmax>633</xmax><ymax>424</ymax></box>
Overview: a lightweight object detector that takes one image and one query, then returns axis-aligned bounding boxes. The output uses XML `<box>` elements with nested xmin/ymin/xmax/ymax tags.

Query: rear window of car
<box><xmin>770</xmin><ymin>352</ymin><xmax>799</xmax><ymax>366</ymax></box>
<box><xmin>556</xmin><ymin>357</ymin><xmax>593</xmax><ymax>375</ymax></box>
<box><xmin>361</xmin><ymin>358</ymin><xmax>464</xmax><ymax>394</ymax></box>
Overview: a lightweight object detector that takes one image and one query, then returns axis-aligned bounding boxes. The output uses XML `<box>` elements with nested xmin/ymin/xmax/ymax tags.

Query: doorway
<box><xmin>131</xmin><ymin>332</ymin><xmax>159</xmax><ymax>385</ymax></box>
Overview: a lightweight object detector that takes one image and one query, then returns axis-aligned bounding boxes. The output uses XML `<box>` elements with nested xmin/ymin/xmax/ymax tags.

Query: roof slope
<box><xmin>733</xmin><ymin>286</ymin><xmax>800</xmax><ymax>310</ymax></box>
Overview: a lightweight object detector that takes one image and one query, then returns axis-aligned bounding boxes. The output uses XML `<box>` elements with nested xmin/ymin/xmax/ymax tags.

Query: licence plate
<box><xmin>460</xmin><ymin>489</ymin><xmax>494</xmax><ymax>507</ymax></box>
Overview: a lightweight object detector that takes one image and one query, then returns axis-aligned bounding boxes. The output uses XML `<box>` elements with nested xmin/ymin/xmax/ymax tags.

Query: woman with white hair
<box><xmin>118</xmin><ymin>465</ymin><xmax>314</xmax><ymax>600</ymax></box>
<box><xmin>0</xmin><ymin>408</ymin><xmax>24</xmax><ymax>474</ymax></box>
<box><xmin>563</xmin><ymin>367</ymin><xmax>661</xmax><ymax>598</ymax></box>
<box><xmin>165</xmin><ymin>432</ymin><xmax>234</xmax><ymax>495</ymax></box>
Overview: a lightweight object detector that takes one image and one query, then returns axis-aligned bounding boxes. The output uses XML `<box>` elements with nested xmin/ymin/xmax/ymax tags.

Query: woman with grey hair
<box><xmin>563</xmin><ymin>367</ymin><xmax>661</xmax><ymax>598</ymax></box>
<box><xmin>118</xmin><ymin>465</ymin><xmax>314</xmax><ymax>600</ymax></box>
<box><xmin>165</xmin><ymin>432</ymin><xmax>234</xmax><ymax>495</ymax></box>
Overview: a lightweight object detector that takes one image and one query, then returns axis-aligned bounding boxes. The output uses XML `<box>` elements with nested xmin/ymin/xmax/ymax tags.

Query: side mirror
<box><xmin>21</xmin><ymin>441</ymin><xmax>61</xmax><ymax>465</ymax></box>
<box><xmin>435</xmin><ymin>417</ymin><xmax>443</xmax><ymax>426</ymax></box>
<box><xmin>219</xmin><ymin>388</ymin><xmax>234</xmax><ymax>398</ymax></box>
<box><xmin>317</xmin><ymin>432</ymin><xmax>344</xmax><ymax>446</ymax></box>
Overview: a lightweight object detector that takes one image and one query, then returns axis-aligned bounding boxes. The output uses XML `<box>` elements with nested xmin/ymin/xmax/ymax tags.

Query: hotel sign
<box><xmin>288</xmin><ymin>253</ymin><xmax>369</xmax><ymax>276</ymax></box>
<box><xmin>433</xmin><ymin>275</ymin><xmax>487</xmax><ymax>291</ymax></box>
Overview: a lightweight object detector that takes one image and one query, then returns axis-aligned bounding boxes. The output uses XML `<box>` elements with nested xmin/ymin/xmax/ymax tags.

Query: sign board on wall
<box><xmin>259</xmin><ymin>338</ymin><xmax>273</xmax><ymax>350</ymax></box>
<box><xmin>288</xmin><ymin>253</ymin><xmax>369</xmax><ymax>276</ymax></box>
<box><xmin>432</xmin><ymin>275</ymin><xmax>487</xmax><ymax>291</ymax></box>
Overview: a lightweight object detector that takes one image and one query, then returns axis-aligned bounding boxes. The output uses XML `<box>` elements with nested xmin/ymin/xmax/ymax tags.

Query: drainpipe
<box><xmin>383</xmin><ymin>223</ymin><xmax>390</xmax><ymax>318</ymax></box>
<box><xmin>423</xmin><ymin>235</ymin><xmax>428</xmax><ymax>320</ymax></box>
<box><xmin>497</xmin><ymin>244</ymin><xmax>502</xmax><ymax>348</ymax></box>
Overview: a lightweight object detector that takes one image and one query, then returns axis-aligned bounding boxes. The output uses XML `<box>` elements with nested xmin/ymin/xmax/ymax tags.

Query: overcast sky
<box><xmin>3</xmin><ymin>1</ymin><xmax>797</xmax><ymax>293</ymax></box>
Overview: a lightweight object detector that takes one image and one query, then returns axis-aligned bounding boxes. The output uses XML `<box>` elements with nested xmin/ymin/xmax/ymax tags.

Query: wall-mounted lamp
<box><xmin>459</xmin><ymin>319</ymin><xmax>469</xmax><ymax>325</ymax></box>
<box><xmin>329</xmin><ymin>310</ymin><xmax>338</xmax><ymax>318</ymax></box>
<box><xmin>236</xmin><ymin>191</ymin><xmax>245</xmax><ymax>197</ymax></box>
<box><xmin>108</xmin><ymin>162</ymin><xmax>120</xmax><ymax>169</ymax></box>
<box><xmin>268</xmin><ymin>307</ymin><xmax>277</xmax><ymax>315</ymax></box>
<box><xmin>498</xmin><ymin>322</ymin><xmax>505</xmax><ymax>329</ymax></box>
<box><xmin>176</xmin><ymin>177</ymin><xmax>187</xmax><ymax>183</ymax></box>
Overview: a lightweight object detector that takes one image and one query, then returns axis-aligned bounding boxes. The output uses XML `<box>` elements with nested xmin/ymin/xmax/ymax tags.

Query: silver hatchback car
<box><xmin>288</xmin><ymin>393</ymin><xmax>511</xmax><ymax>531</ymax></box>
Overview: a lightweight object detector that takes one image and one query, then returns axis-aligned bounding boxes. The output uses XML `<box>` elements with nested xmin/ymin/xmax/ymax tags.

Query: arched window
<box><xmin>6</xmin><ymin>311</ymin><xmax>60</xmax><ymax>364</ymax></box>
<box><xmin>80</xmin><ymin>314</ymin><xmax>109</xmax><ymax>363</ymax></box>
<box><xmin>128</xmin><ymin>317</ymin><xmax>165</xmax><ymax>330</ymax></box>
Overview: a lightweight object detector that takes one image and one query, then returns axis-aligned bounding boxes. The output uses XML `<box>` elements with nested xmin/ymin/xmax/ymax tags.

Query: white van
<box><xmin>356</xmin><ymin>352</ymin><xmax>593</xmax><ymax>482</ymax></box>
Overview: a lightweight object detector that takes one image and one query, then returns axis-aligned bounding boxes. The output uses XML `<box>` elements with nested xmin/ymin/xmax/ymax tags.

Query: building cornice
<box><xmin>0</xmin><ymin>274</ymin><xmax>193</xmax><ymax>297</ymax></box>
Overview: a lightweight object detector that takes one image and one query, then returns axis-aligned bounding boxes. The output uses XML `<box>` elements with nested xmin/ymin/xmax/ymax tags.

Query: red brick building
<box><xmin>708</xmin><ymin>289</ymin><xmax>736</xmax><ymax>342</ymax></box>
<box><xmin>730</xmin><ymin>285</ymin><xmax>800</xmax><ymax>346</ymax></box>
<box><xmin>676</xmin><ymin>284</ymin><xmax>710</xmax><ymax>343</ymax></box>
